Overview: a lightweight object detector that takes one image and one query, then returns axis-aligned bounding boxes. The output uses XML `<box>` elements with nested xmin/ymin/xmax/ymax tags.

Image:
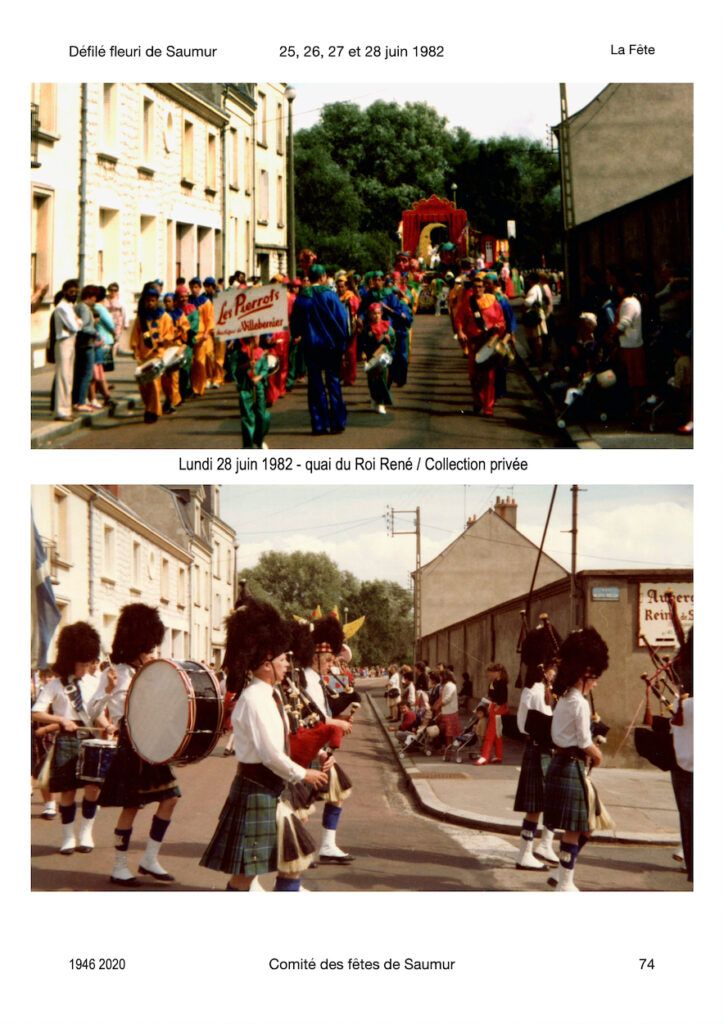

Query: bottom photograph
<box><xmin>30</xmin><ymin>483</ymin><xmax>693</xmax><ymax>893</ymax></box>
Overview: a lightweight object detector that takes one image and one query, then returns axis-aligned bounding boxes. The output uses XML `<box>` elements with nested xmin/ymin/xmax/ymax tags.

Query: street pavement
<box><xmin>31</xmin><ymin>314</ymin><xmax>567</xmax><ymax>450</ymax></box>
<box><xmin>30</xmin><ymin>680</ymin><xmax>690</xmax><ymax>892</ymax></box>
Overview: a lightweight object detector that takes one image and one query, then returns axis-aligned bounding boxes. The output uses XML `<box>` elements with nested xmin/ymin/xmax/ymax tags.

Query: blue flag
<box><xmin>32</xmin><ymin>513</ymin><xmax>61</xmax><ymax>668</ymax></box>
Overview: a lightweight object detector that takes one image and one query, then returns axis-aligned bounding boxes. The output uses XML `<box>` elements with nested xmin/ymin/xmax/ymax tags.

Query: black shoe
<box><xmin>162</xmin><ymin>399</ymin><xmax>172</xmax><ymax>414</ymax></box>
<box><xmin>76</xmin><ymin>845</ymin><xmax>94</xmax><ymax>854</ymax></box>
<box><xmin>143</xmin><ymin>411</ymin><xmax>159</xmax><ymax>424</ymax></box>
<box><xmin>109</xmin><ymin>875</ymin><xmax>141</xmax><ymax>887</ymax></box>
<box><xmin>138</xmin><ymin>865</ymin><xmax>175</xmax><ymax>882</ymax></box>
<box><xmin>317</xmin><ymin>853</ymin><xmax>355</xmax><ymax>865</ymax></box>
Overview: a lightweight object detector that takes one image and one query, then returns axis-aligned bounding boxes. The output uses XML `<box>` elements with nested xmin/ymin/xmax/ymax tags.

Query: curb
<box><xmin>366</xmin><ymin>692</ymin><xmax>678</xmax><ymax>846</ymax></box>
<box><xmin>31</xmin><ymin>396</ymin><xmax>139</xmax><ymax>449</ymax></box>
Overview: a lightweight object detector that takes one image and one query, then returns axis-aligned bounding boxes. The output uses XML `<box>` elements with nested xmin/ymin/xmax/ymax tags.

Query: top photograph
<box><xmin>30</xmin><ymin>82</ymin><xmax>693</xmax><ymax>451</ymax></box>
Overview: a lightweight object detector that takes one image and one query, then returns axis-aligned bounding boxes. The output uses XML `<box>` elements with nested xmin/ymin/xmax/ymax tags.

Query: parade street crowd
<box><xmin>31</xmin><ymin>600</ymin><xmax>692</xmax><ymax>894</ymax></box>
<box><xmin>40</xmin><ymin>244</ymin><xmax>692</xmax><ymax>447</ymax></box>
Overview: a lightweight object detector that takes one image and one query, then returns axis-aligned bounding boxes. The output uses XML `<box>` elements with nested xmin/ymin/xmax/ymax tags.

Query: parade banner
<box><xmin>638</xmin><ymin>582</ymin><xmax>693</xmax><ymax>647</ymax></box>
<box><xmin>213</xmin><ymin>284</ymin><xmax>288</xmax><ymax>340</ymax></box>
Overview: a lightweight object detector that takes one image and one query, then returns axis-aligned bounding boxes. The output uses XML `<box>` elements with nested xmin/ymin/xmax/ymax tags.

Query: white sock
<box><xmin>318</xmin><ymin>827</ymin><xmax>347</xmax><ymax>857</ymax></box>
<box><xmin>112</xmin><ymin>852</ymin><xmax>136</xmax><ymax>881</ymax></box>
<box><xmin>59</xmin><ymin>823</ymin><xmax>76</xmax><ymax>852</ymax></box>
<box><xmin>77</xmin><ymin>817</ymin><xmax>95</xmax><ymax>849</ymax></box>
<box><xmin>140</xmin><ymin>837</ymin><xmax>166</xmax><ymax>873</ymax></box>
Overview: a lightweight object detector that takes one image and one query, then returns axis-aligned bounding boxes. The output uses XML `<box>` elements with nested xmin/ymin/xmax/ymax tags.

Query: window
<box><xmin>214</xmin><ymin>542</ymin><xmax>221</xmax><ymax>578</ymax></box>
<box><xmin>98</xmin><ymin>207</ymin><xmax>120</xmax><ymax>286</ymax></box>
<box><xmin>31</xmin><ymin>191</ymin><xmax>52</xmax><ymax>293</ymax></box>
<box><xmin>103</xmin><ymin>524</ymin><xmax>116</xmax><ymax>579</ymax></box>
<box><xmin>197</xmin><ymin>226</ymin><xmax>213</xmax><ymax>279</ymax></box>
<box><xmin>204</xmin><ymin>569</ymin><xmax>210</xmax><ymax>610</ymax></box>
<box><xmin>276</xmin><ymin>102</ymin><xmax>284</xmax><ymax>154</ymax></box>
<box><xmin>213</xmin><ymin>593</ymin><xmax>221</xmax><ymax>629</ymax></box>
<box><xmin>52</xmin><ymin>489</ymin><xmax>70</xmax><ymax>567</ymax></box>
<box><xmin>141</xmin><ymin>96</ymin><xmax>154</xmax><ymax>165</ymax></box>
<box><xmin>178</xmin><ymin>567</ymin><xmax>186</xmax><ymax>608</ymax></box>
<box><xmin>277</xmin><ymin>174</ymin><xmax>284</xmax><ymax>227</ymax></box>
<box><xmin>206</xmin><ymin>132</ymin><xmax>217</xmax><ymax>191</ymax></box>
<box><xmin>226</xmin><ymin>547</ymin><xmax>232</xmax><ymax>585</ymax></box>
<box><xmin>244</xmin><ymin>135</ymin><xmax>252</xmax><ymax>195</ymax></box>
<box><xmin>102</xmin><ymin>84</ymin><xmax>118</xmax><ymax>153</ymax></box>
<box><xmin>139</xmin><ymin>216</ymin><xmax>156</xmax><ymax>289</ymax></box>
<box><xmin>164</xmin><ymin>111</ymin><xmax>174</xmax><ymax>153</ymax></box>
<box><xmin>258</xmin><ymin>91</ymin><xmax>267</xmax><ymax>146</ymax></box>
<box><xmin>132</xmin><ymin>540</ymin><xmax>141</xmax><ymax>589</ymax></box>
<box><xmin>229</xmin><ymin>127</ymin><xmax>239</xmax><ymax>188</ymax></box>
<box><xmin>258</xmin><ymin>169</ymin><xmax>269</xmax><ymax>223</ymax></box>
<box><xmin>182</xmin><ymin>119</ymin><xmax>194</xmax><ymax>182</ymax></box>
<box><xmin>160</xmin><ymin>558</ymin><xmax>170</xmax><ymax>602</ymax></box>
<box><xmin>31</xmin><ymin>84</ymin><xmax>57</xmax><ymax>134</ymax></box>
<box><xmin>193</xmin><ymin>564</ymin><xmax>200</xmax><ymax>606</ymax></box>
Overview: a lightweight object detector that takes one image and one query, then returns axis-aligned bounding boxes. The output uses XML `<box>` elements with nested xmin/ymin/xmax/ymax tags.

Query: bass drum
<box><xmin>125</xmin><ymin>659</ymin><xmax>223</xmax><ymax>766</ymax></box>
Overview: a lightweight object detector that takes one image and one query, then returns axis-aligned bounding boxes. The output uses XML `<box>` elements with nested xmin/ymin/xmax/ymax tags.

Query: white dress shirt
<box><xmin>233</xmin><ymin>678</ymin><xmax>306</xmax><ymax>784</ymax></box>
<box><xmin>551</xmin><ymin>688</ymin><xmax>593</xmax><ymax>750</ymax></box>
<box><xmin>672</xmin><ymin>697</ymin><xmax>693</xmax><ymax>772</ymax></box>
<box><xmin>33</xmin><ymin>674</ymin><xmax>98</xmax><ymax>720</ymax></box>
<box><xmin>88</xmin><ymin>663</ymin><xmax>135</xmax><ymax>725</ymax></box>
<box><xmin>517</xmin><ymin>682</ymin><xmax>552</xmax><ymax>735</ymax></box>
<box><xmin>304</xmin><ymin>666</ymin><xmax>331</xmax><ymax>719</ymax></box>
<box><xmin>617</xmin><ymin>296</ymin><xmax>643</xmax><ymax>349</ymax></box>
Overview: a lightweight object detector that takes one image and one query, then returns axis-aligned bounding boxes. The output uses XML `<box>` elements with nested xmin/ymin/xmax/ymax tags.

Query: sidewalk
<box><xmin>31</xmin><ymin>350</ymin><xmax>142</xmax><ymax>449</ymax></box>
<box><xmin>367</xmin><ymin>691</ymin><xmax>680</xmax><ymax>845</ymax></box>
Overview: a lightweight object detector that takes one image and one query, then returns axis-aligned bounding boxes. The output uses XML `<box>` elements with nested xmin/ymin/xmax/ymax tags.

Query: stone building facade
<box><xmin>31</xmin><ymin>484</ymin><xmax>237</xmax><ymax>668</ymax></box>
<box><xmin>30</xmin><ymin>82</ymin><xmax>289</xmax><ymax>365</ymax></box>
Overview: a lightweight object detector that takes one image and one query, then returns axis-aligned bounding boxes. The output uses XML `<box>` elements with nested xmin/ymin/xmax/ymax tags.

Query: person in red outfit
<box><xmin>473</xmin><ymin>663</ymin><xmax>509</xmax><ymax>765</ymax></box>
<box><xmin>454</xmin><ymin>275</ymin><xmax>506</xmax><ymax>416</ymax></box>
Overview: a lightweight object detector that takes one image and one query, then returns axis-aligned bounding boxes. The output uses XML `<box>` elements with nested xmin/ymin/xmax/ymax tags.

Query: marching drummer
<box><xmin>200</xmin><ymin>598</ymin><xmax>327</xmax><ymax>891</ymax></box>
<box><xmin>89</xmin><ymin>603</ymin><xmax>181</xmax><ymax>887</ymax></box>
<box><xmin>31</xmin><ymin>623</ymin><xmax>104</xmax><ymax>855</ymax></box>
<box><xmin>543</xmin><ymin>627</ymin><xmax>609</xmax><ymax>892</ymax></box>
<box><xmin>130</xmin><ymin>287</ymin><xmax>175</xmax><ymax>424</ymax></box>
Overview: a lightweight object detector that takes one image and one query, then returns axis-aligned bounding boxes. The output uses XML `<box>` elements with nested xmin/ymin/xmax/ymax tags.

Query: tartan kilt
<box><xmin>98</xmin><ymin>722</ymin><xmax>180</xmax><ymax>808</ymax></box>
<box><xmin>48</xmin><ymin>733</ymin><xmax>85</xmax><ymax>792</ymax></box>
<box><xmin>543</xmin><ymin>753</ymin><xmax>590</xmax><ymax>833</ymax></box>
<box><xmin>513</xmin><ymin>741</ymin><xmax>552</xmax><ymax>813</ymax></box>
<box><xmin>200</xmin><ymin>774</ymin><xmax>279</xmax><ymax>876</ymax></box>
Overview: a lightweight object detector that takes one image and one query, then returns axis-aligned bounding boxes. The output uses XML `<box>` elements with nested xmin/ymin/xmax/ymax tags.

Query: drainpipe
<box><xmin>220</xmin><ymin>85</ymin><xmax>229</xmax><ymax>283</ymax></box>
<box><xmin>79</xmin><ymin>84</ymin><xmax>89</xmax><ymax>286</ymax></box>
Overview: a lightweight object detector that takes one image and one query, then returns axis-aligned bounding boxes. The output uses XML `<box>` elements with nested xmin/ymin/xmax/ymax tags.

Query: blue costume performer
<box><xmin>290</xmin><ymin>265</ymin><xmax>348</xmax><ymax>436</ymax></box>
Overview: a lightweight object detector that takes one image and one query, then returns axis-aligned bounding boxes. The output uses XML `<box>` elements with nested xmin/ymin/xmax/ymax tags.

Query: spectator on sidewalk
<box><xmin>51</xmin><ymin>280</ymin><xmax>82</xmax><ymax>421</ymax></box>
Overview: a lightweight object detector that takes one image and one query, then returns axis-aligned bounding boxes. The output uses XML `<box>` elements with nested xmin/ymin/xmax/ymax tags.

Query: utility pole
<box><xmin>386</xmin><ymin>506</ymin><xmax>421</xmax><ymax>658</ymax></box>
<box><xmin>558</xmin><ymin>84</ymin><xmax>575</xmax><ymax>301</ymax></box>
<box><xmin>570</xmin><ymin>485</ymin><xmax>579</xmax><ymax>630</ymax></box>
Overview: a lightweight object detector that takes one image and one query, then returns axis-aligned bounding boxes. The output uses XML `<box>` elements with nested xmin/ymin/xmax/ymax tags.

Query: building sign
<box><xmin>638</xmin><ymin>582</ymin><xmax>693</xmax><ymax>647</ymax></box>
<box><xmin>213</xmin><ymin>285</ymin><xmax>288</xmax><ymax>340</ymax></box>
<box><xmin>592</xmin><ymin>586</ymin><xmax>620</xmax><ymax>601</ymax></box>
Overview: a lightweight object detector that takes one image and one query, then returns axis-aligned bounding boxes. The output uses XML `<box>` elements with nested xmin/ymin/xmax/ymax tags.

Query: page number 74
<box><xmin>639</xmin><ymin>959</ymin><xmax>655</xmax><ymax>970</ymax></box>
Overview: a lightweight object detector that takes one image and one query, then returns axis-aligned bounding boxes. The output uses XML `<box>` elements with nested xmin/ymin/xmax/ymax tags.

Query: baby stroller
<box><xmin>443</xmin><ymin>703</ymin><xmax>486</xmax><ymax>764</ymax></box>
<box><xmin>399</xmin><ymin>712</ymin><xmax>442</xmax><ymax>758</ymax></box>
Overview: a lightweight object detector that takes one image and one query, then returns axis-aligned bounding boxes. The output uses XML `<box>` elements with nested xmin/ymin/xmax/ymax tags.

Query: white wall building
<box><xmin>32</xmin><ymin>485</ymin><xmax>237</xmax><ymax>667</ymax></box>
<box><xmin>30</xmin><ymin>82</ymin><xmax>290</xmax><ymax>365</ymax></box>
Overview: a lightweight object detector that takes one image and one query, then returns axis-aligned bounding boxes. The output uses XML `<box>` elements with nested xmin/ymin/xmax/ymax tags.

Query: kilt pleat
<box><xmin>200</xmin><ymin>774</ymin><xmax>279</xmax><ymax>876</ymax></box>
<box><xmin>98</xmin><ymin>723</ymin><xmax>180</xmax><ymax>808</ymax></box>
<box><xmin>543</xmin><ymin>754</ymin><xmax>590</xmax><ymax>833</ymax></box>
<box><xmin>513</xmin><ymin>741</ymin><xmax>551</xmax><ymax>813</ymax></box>
<box><xmin>48</xmin><ymin>733</ymin><xmax>82</xmax><ymax>792</ymax></box>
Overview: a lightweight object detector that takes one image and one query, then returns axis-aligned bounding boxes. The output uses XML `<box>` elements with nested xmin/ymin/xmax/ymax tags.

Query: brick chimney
<box><xmin>494</xmin><ymin>495</ymin><xmax>518</xmax><ymax>529</ymax></box>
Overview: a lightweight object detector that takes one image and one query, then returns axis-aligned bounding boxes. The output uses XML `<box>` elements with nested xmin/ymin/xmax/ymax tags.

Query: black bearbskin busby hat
<box><xmin>289</xmin><ymin>619</ymin><xmax>315</xmax><ymax>668</ymax></box>
<box><xmin>111</xmin><ymin>603</ymin><xmax>165</xmax><ymax>665</ymax></box>
<box><xmin>312</xmin><ymin>615</ymin><xmax>345</xmax><ymax>656</ymax></box>
<box><xmin>521</xmin><ymin>618</ymin><xmax>562</xmax><ymax>687</ymax></box>
<box><xmin>553</xmin><ymin>627</ymin><xmax>609</xmax><ymax>697</ymax></box>
<box><xmin>53</xmin><ymin>621</ymin><xmax>101</xmax><ymax>680</ymax></box>
<box><xmin>224</xmin><ymin>597</ymin><xmax>290</xmax><ymax>694</ymax></box>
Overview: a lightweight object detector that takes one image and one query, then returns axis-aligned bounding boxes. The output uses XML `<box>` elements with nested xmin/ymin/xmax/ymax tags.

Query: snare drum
<box><xmin>77</xmin><ymin>738</ymin><xmax>118</xmax><ymax>783</ymax></box>
<box><xmin>125</xmin><ymin>659</ymin><xmax>223</xmax><ymax>766</ymax></box>
<box><xmin>161</xmin><ymin>346</ymin><xmax>184</xmax><ymax>374</ymax></box>
<box><xmin>135</xmin><ymin>357</ymin><xmax>164</xmax><ymax>386</ymax></box>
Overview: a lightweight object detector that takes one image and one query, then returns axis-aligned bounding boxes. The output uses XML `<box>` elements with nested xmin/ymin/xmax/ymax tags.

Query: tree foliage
<box><xmin>294</xmin><ymin>100</ymin><xmax>562</xmax><ymax>268</ymax></box>
<box><xmin>237</xmin><ymin>551</ymin><xmax>414</xmax><ymax>665</ymax></box>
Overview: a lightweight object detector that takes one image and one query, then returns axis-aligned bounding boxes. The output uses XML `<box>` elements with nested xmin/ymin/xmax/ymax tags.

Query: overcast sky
<box><xmin>290</xmin><ymin>83</ymin><xmax>607</xmax><ymax>143</ymax></box>
<box><xmin>221</xmin><ymin>485</ymin><xmax>692</xmax><ymax>590</ymax></box>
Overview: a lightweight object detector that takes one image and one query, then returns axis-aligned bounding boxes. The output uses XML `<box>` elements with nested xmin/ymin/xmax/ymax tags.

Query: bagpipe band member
<box><xmin>513</xmin><ymin>620</ymin><xmax>562</xmax><ymax>870</ymax></box>
<box><xmin>88</xmin><ymin>603</ymin><xmax>180</xmax><ymax>886</ymax></box>
<box><xmin>200</xmin><ymin>600</ymin><xmax>327</xmax><ymax>892</ymax></box>
<box><xmin>671</xmin><ymin>627</ymin><xmax>693</xmax><ymax>883</ymax></box>
<box><xmin>32</xmin><ymin>622</ymin><xmax>103</xmax><ymax>854</ymax></box>
<box><xmin>543</xmin><ymin>627</ymin><xmax>609</xmax><ymax>892</ymax></box>
<box><xmin>298</xmin><ymin>615</ymin><xmax>355</xmax><ymax>865</ymax></box>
